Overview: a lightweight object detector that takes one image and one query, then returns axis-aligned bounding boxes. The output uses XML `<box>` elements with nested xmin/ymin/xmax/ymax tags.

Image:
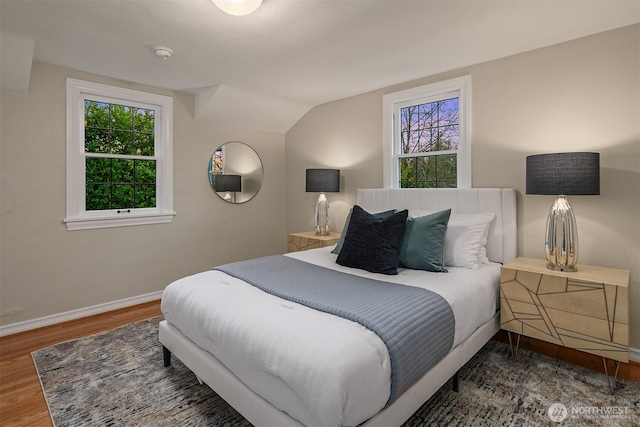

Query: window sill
<box><xmin>64</xmin><ymin>212</ymin><xmax>176</xmax><ymax>231</ymax></box>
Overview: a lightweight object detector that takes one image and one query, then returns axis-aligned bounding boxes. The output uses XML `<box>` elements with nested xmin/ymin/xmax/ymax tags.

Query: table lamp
<box><xmin>526</xmin><ymin>152</ymin><xmax>600</xmax><ymax>272</ymax></box>
<box><xmin>306</xmin><ymin>169</ymin><xmax>340</xmax><ymax>236</ymax></box>
<box><xmin>214</xmin><ymin>174</ymin><xmax>242</xmax><ymax>203</ymax></box>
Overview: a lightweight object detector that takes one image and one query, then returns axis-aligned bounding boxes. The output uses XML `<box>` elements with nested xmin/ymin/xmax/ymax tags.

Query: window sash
<box><xmin>399</xmin><ymin>153</ymin><xmax>458</xmax><ymax>188</ymax></box>
<box><xmin>396</xmin><ymin>149</ymin><xmax>458</xmax><ymax>159</ymax></box>
<box><xmin>85</xmin><ymin>157</ymin><xmax>157</xmax><ymax>211</ymax></box>
<box><xmin>83</xmin><ymin>97</ymin><xmax>157</xmax><ymax>157</ymax></box>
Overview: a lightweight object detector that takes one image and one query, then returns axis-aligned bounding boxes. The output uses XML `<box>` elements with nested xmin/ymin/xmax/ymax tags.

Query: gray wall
<box><xmin>1</xmin><ymin>25</ymin><xmax>638</xmax><ymax>354</ymax></box>
<box><xmin>285</xmin><ymin>25</ymin><xmax>640</xmax><ymax>351</ymax></box>
<box><xmin>1</xmin><ymin>62</ymin><xmax>287</xmax><ymax>326</ymax></box>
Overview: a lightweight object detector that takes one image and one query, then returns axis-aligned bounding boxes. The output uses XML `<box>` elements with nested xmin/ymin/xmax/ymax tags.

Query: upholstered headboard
<box><xmin>357</xmin><ymin>188</ymin><xmax>517</xmax><ymax>265</ymax></box>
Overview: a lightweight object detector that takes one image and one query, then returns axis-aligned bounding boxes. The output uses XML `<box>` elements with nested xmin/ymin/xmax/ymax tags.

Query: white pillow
<box><xmin>448</xmin><ymin>213</ymin><xmax>494</xmax><ymax>265</ymax></box>
<box><xmin>477</xmin><ymin>245</ymin><xmax>490</xmax><ymax>265</ymax></box>
<box><xmin>409</xmin><ymin>210</ymin><xmax>495</xmax><ymax>268</ymax></box>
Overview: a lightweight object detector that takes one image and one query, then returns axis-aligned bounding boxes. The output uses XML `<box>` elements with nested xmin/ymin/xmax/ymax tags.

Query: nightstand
<box><xmin>500</xmin><ymin>257</ymin><xmax>629</xmax><ymax>388</ymax></box>
<box><xmin>287</xmin><ymin>231</ymin><xmax>340</xmax><ymax>252</ymax></box>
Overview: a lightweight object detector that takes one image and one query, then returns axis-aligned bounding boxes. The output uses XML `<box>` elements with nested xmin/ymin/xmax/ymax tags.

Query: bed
<box><xmin>159</xmin><ymin>188</ymin><xmax>517</xmax><ymax>427</ymax></box>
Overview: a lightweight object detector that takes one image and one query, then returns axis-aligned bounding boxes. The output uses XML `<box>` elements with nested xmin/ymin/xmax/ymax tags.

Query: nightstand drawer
<box><xmin>287</xmin><ymin>231</ymin><xmax>340</xmax><ymax>252</ymax></box>
<box><xmin>500</xmin><ymin>257</ymin><xmax>629</xmax><ymax>363</ymax></box>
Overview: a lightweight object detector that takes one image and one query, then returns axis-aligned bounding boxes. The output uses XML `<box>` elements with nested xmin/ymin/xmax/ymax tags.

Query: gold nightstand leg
<box><xmin>507</xmin><ymin>331</ymin><xmax>521</xmax><ymax>361</ymax></box>
<box><xmin>602</xmin><ymin>358</ymin><xmax>620</xmax><ymax>394</ymax></box>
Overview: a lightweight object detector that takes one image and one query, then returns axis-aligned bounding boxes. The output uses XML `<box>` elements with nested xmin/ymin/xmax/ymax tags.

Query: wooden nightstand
<box><xmin>287</xmin><ymin>231</ymin><xmax>340</xmax><ymax>253</ymax></box>
<box><xmin>500</xmin><ymin>257</ymin><xmax>629</xmax><ymax>386</ymax></box>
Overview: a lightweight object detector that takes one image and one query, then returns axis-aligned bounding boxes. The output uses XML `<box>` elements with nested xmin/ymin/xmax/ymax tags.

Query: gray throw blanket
<box><xmin>214</xmin><ymin>255</ymin><xmax>455</xmax><ymax>405</ymax></box>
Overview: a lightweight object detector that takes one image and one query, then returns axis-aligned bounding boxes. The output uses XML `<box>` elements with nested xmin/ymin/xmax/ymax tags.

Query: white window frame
<box><xmin>65</xmin><ymin>78</ymin><xmax>174</xmax><ymax>230</ymax></box>
<box><xmin>382</xmin><ymin>75</ymin><xmax>471</xmax><ymax>189</ymax></box>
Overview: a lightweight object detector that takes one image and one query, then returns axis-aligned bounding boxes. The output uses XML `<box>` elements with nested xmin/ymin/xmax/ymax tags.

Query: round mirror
<box><xmin>208</xmin><ymin>142</ymin><xmax>263</xmax><ymax>203</ymax></box>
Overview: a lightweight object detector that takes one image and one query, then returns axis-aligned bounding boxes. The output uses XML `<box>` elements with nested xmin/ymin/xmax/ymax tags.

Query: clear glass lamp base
<box><xmin>315</xmin><ymin>193</ymin><xmax>330</xmax><ymax>236</ymax></box>
<box><xmin>545</xmin><ymin>195</ymin><xmax>578</xmax><ymax>272</ymax></box>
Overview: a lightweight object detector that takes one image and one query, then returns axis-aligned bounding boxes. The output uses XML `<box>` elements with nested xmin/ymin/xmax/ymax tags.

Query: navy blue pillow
<box><xmin>331</xmin><ymin>208</ymin><xmax>397</xmax><ymax>254</ymax></box>
<box><xmin>336</xmin><ymin>205</ymin><xmax>409</xmax><ymax>275</ymax></box>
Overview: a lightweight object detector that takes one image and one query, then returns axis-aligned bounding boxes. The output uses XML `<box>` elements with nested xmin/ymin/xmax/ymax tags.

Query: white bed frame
<box><xmin>159</xmin><ymin>188</ymin><xmax>517</xmax><ymax>427</ymax></box>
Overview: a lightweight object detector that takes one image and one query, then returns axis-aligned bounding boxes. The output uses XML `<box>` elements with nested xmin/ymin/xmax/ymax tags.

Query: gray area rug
<box><xmin>33</xmin><ymin>317</ymin><xmax>639</xmax><ymax>426</ymax></box>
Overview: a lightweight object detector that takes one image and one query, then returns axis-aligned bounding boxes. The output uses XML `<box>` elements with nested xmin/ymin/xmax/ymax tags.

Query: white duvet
<box><xmin>161</xmin><ymin>247</ymin><xmax>500</xmax><ymax>427</ymax></box>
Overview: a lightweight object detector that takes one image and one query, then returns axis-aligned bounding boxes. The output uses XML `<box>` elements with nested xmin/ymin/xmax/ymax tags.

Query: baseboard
<box><xmin>0</xmin><ymin>291</ymin><xmax>163</xmax><ymax>337</ymax></box>
<box><xmin>630</xmin><ymin>347</ymin><xmax>640</xmax><ymax>363</ymax></box>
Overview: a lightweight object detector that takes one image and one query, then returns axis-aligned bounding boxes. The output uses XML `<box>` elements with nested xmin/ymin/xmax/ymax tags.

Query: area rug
<box><xmin>33</xmin><ymin>317</ymin><xmax>639</xmax><ymax>426</ymax></box>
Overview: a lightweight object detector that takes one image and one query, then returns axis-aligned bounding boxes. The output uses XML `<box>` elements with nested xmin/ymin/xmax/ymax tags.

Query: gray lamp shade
<box><xmin>214</xmin><ymin>174</ymin><xmax>242</xmax><ymax>192</ymax></box>
<box><xmin>526</xmin><ymin>152</ymin><xmax>600</xmax><ymax>195</ymax></box>
<box><xmin>306</xmin><ymin>169</ymin><xmax>340</xmax><ymax>193</ymax></box>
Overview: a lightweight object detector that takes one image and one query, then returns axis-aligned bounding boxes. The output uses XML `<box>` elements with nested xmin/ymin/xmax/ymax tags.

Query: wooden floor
<box><xmin>0</xmin><ymin>301</ymin><xmax>637</xmax><ymax>427</ymax></box>
<box><xmin>0</xmin><ymin>301</ymin><xmax>162</xmax><ymax>427</ymax></box>
<box><xmin>492</xmin><ymin>330</ymin><xmax>640</xmax><ymax>382</ymax></box>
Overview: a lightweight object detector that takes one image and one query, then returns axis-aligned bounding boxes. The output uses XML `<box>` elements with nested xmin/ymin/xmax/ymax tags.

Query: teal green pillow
<box><xmin>399</xmin><ymin>209</ymin><xmax>451</xmax><ymax>272</ymax></box>
<box><xmin>331</xmin><ymin>208</ymin><xmax>396</xmax><ymax>254</ymax></box>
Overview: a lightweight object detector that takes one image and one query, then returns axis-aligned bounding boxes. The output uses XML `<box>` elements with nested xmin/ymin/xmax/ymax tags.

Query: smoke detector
<box><xmin>153</xmin><ymin>46</ymin><xmax>173</xmax><ymax>60</ymax></box>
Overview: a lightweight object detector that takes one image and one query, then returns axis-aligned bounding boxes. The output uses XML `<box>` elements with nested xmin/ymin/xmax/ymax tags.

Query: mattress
<box><xmin>161</xmin><ymin>247</ymin><xmax>501</xmax><ymax>427</ymax></box>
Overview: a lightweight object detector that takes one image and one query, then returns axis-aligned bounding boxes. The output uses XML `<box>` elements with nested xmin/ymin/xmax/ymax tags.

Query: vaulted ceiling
<box><xmin>1</xmin><ymin>0</ymin><xmax>638</xmax><ymax>133</ymax></box>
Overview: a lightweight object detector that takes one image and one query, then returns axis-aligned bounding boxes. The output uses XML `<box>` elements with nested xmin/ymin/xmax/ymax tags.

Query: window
<box><xmin>383</xmin><ymin>76</ymin><xmax>471</xmax><ymax>189</ymax></box>
<box><xmin>65</xmin><ymin>78</ymin><xmax>174</xmax><ymax>230</ymax></box>
<box><xmin>208</xmin><ymin>146</ymin><xmax>223</xmax><ymax>188</ymax></box>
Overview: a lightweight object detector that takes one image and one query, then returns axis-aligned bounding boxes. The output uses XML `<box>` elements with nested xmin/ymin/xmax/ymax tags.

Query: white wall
<box><xmin>0</xmin><ymin>62</ymin><xmax>287</xmax><ymax>327</ymax></box>
<box><xmin>285</xmin><ymin>25</ymin><xmax>640</xmax><ymax>352</ymax></box>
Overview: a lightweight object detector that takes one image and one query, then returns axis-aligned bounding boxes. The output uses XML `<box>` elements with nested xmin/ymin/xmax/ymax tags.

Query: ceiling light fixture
<box><xmin>153</xmin><ymin>46</ymin><xmax>173</xmax><ymax>60</ymax></box>
<box><xmin>212</xmin><ymin>0</ymin><xmax>263</xmax><ymax>16</ymax></box>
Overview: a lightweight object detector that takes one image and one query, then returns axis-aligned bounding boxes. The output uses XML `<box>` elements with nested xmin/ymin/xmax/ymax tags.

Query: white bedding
<box><xmin>161</xmin><ymin>247</ymin><xmax>501</xmax><ymax>427</ymax></box>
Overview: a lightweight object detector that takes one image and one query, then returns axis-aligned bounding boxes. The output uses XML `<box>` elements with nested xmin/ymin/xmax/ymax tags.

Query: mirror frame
<box><xmin>208</xmin><ymin>141</ymin><xmax>263</xmax><ymax>204</ymax></box>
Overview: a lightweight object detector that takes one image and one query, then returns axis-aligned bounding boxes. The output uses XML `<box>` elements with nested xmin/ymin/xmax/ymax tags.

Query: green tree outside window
<box><xmin>399</xmin><ymin>98</ymin><xmax>459</xmax><ymax>188</ymax></box>
<box><xmin>84</xmin><ymin>100</ymin><xmax>156</xmax><ymax>210</ymax></box>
